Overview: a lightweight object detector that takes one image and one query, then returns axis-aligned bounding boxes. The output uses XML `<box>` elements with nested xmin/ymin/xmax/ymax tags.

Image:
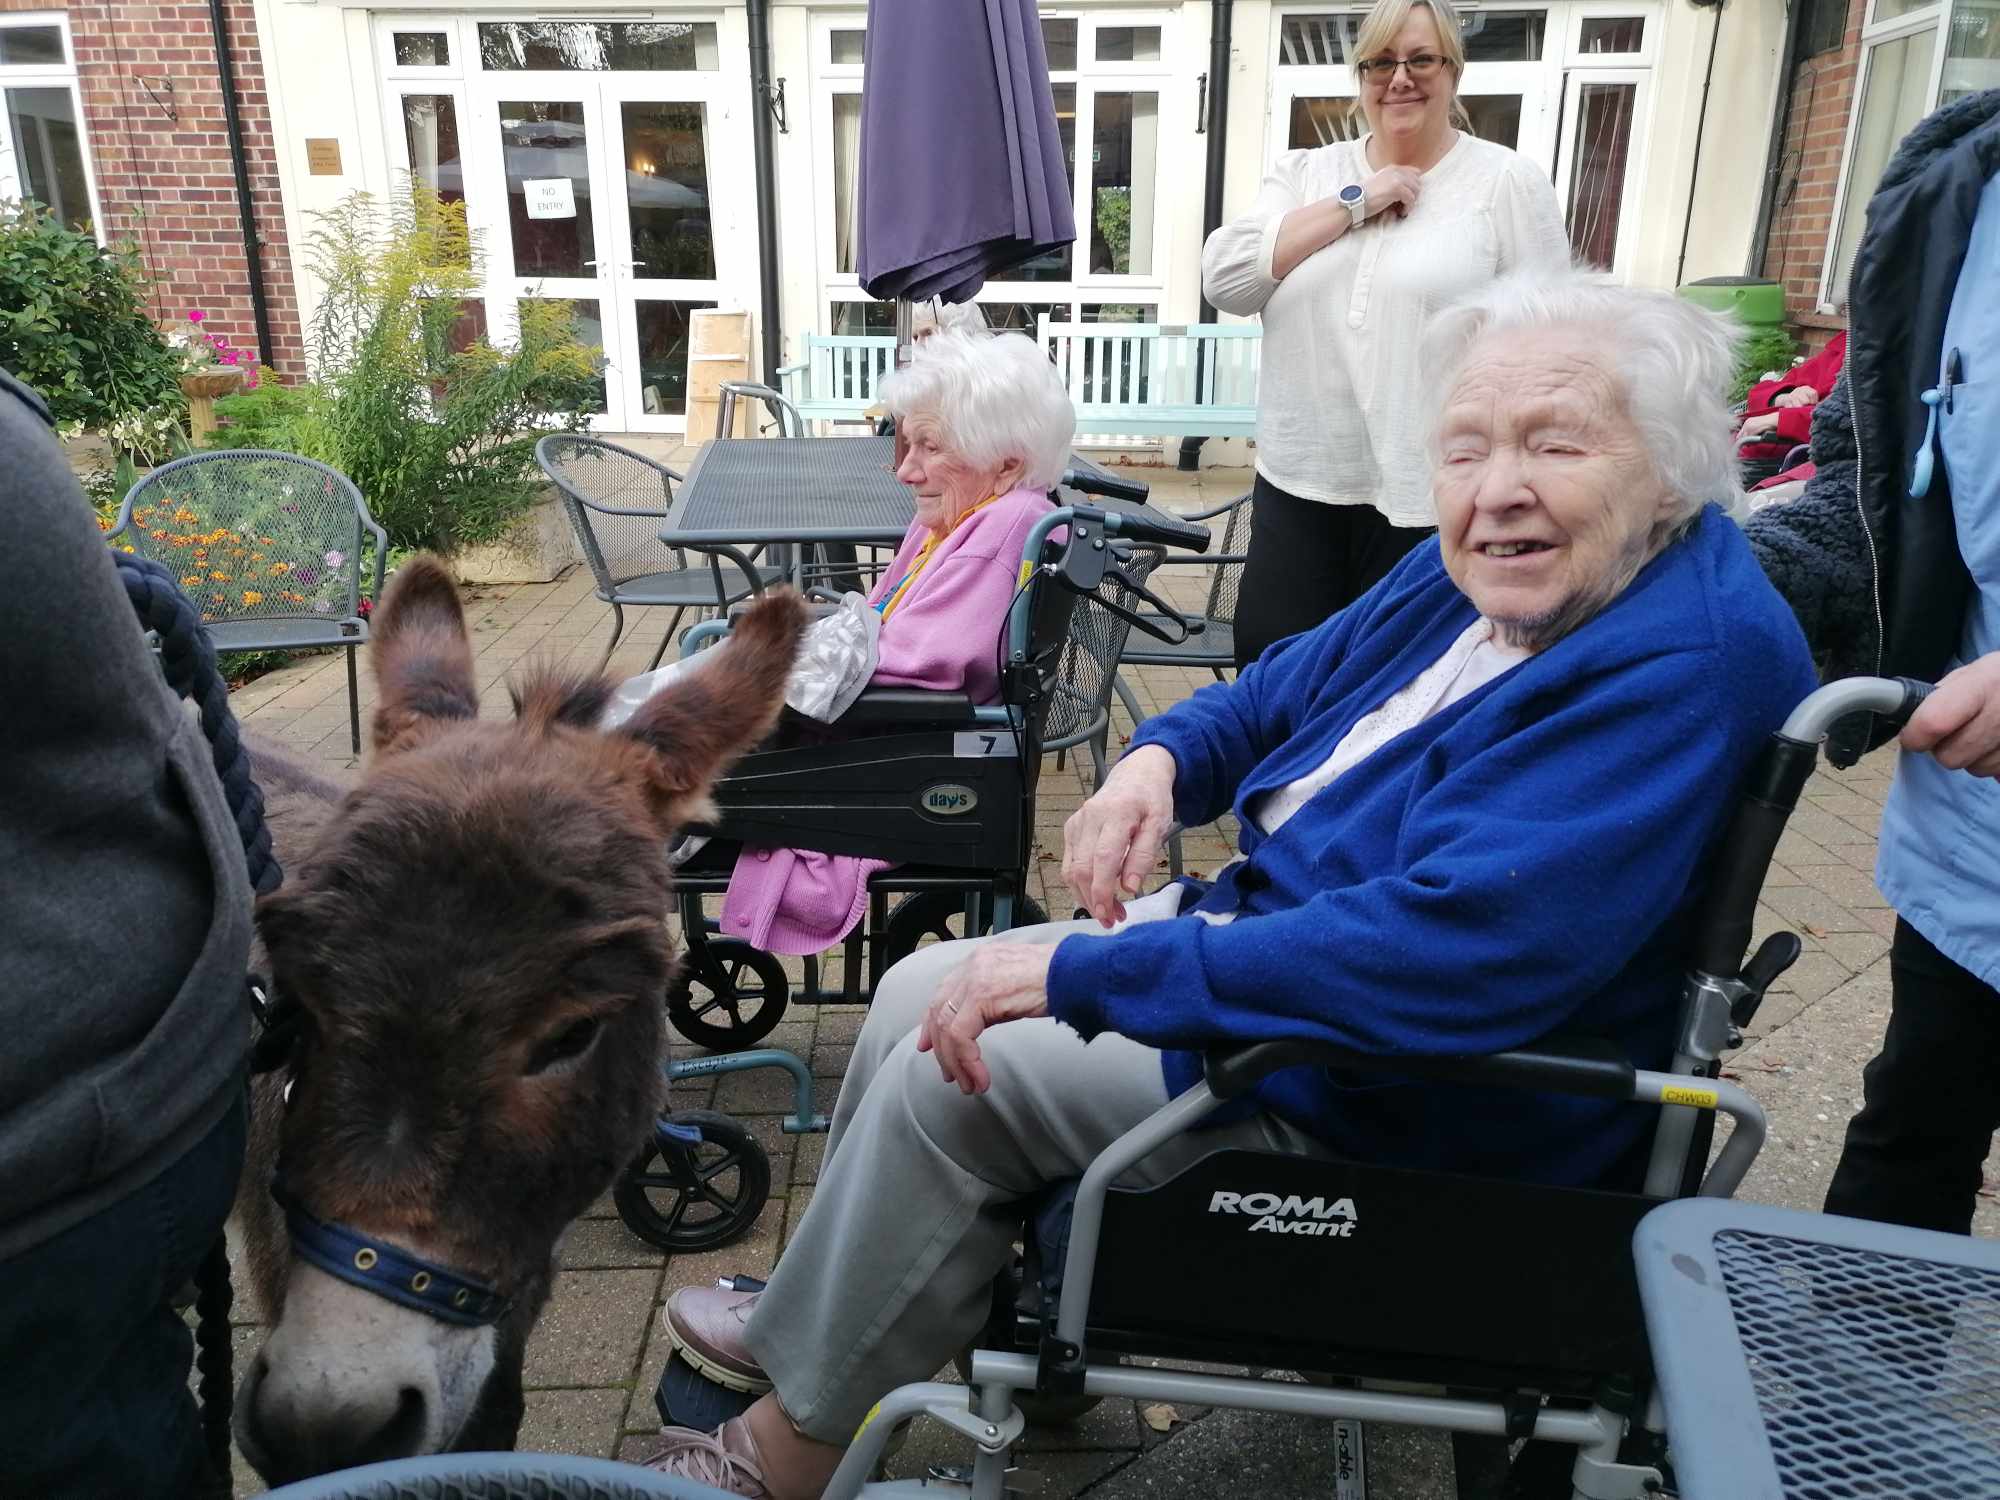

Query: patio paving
<box><xmin>220</xmin><ymin>456</ymin><xmax>1998</xmax><ymax>1497</ymax></box>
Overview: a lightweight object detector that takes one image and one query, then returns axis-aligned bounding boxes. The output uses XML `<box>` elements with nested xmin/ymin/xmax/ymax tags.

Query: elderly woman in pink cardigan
<box><xmin>719</xmin><ymin>328</ymin><xmax>1076</xmax><ymax>954</ymax></box>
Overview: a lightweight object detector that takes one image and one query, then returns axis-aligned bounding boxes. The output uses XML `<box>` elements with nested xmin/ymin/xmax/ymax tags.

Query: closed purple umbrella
<box><xmin>856</xmin><ymin>0</ymin><xmax>1075</xmax><ymax>303</ymax></box>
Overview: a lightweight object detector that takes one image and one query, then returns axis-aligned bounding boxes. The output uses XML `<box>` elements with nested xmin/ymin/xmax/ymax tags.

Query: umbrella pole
<box><xmin>891</xmin><ymin>298</ymin><xmax>916</xmax><ymax>468</ymax></box>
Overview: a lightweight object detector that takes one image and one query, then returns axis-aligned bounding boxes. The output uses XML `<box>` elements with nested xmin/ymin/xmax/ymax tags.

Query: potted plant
<box><xmin>175</xmin><ymin>310</ymin><xmax>260</xmax><ymax>440</ymax></box>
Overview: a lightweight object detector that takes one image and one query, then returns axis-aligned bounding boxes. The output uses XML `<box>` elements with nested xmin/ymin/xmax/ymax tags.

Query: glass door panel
<box><xmin>499</xmin><ymin>98</ymin><xmax>598</xmax><ymax>276</ymax></box>
<box><xmin>601</xmin><ymin>74</ymin><xmax>741</xmax><ymax>432</ymax></box>
<box><xmin>620</xmin><ymin>99</ymin><xmax>715</xmax><ymax>280</ymax></box>
<box><xmin>485</xmin><ymin>83</ymin><xmax>622</xmax><ymax>424</ymax></box>
<box><xmin>1014</xmin><ymin>83</ymin><xmax>1077</xmax><ymax>281</ymax></box>
<box><xmin>1089</xmin><ymin>90</ymin><xmax>1157</xmax><ymax>276</ymax></box>
<box><xmin>1553</xmin><ymin>70</ymin><xmax>1644</xmax><ymax>274</ymax></box>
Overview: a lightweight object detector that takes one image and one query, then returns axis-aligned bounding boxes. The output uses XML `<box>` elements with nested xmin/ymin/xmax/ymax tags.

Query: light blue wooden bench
<box><xmin>777</xmin><ymin>333</ymin><xmax>895</xmax><ymax>428</ymax></box>
<box><xmin>777</xmin><ymin>322</ymin><xmax>1263</xmax><ymax>440</ymax></box>
<box><xmin>1037</xmin><ymin>318</ymin><xmax>1260</xmax><ymax>439</ymax></box>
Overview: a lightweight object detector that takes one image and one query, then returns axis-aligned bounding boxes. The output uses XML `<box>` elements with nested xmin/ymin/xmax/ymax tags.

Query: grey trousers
<box><xmin>742</xmin><ymin>911</ymin><xmax>1324</xmax><ymax>1443</ymax></box>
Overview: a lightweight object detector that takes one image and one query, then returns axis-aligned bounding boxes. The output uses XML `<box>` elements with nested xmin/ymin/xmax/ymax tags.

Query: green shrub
<box><xmin>0</xmin><ymin>199</ymin><xmax>187</xmax><ymax>453</ymax></box>
<box><xmin>1731</xmin><ymin>326</ymin><xmax>1800</xmax><ymax>405</ymax></box>
<box><xmin>226</xmin><ymin>186</ymin><xmax>601</xmax><ymax>553</ymax></box>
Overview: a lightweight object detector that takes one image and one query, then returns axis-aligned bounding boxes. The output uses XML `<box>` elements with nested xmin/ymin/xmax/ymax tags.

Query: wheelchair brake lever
<box><xmin>1098</xmin><ymin>568</ymin><xmax>1195</xmax><ymax>645</ymax></box>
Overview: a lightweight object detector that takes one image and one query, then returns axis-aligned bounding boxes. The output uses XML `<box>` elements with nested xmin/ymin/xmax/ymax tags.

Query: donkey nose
<box><xmin>236</xmin><ymin>1346</ymin><xmax>433</xmax><ymax>1481</ymax></box>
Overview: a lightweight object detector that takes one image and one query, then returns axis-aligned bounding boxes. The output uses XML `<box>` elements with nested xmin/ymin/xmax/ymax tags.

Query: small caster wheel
<box><xmin>880</xmin><ymin>892</ymin><xmax>1049</xmax><ymax>968</ymax></box>
<box><xmin>669</xmin><ymin>940</ymin><xmax>790</xmax><ymax>1051</ymax></box>
<box><xmin>615</xmin><ymin>1110</ymin><xmax>772</xmax><ymax>1252</ymax></box>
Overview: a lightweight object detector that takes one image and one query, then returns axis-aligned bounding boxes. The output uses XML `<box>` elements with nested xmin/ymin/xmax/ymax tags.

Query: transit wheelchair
<box><xmin>612</xmin><ymin>488</ymin><xmax>1214</xmax><ymax>1255</ymax></box>
<box><xmin>786</xmin><ymin>674</ymin><xmax>1937</xmax><ymax>1500</ymax></box>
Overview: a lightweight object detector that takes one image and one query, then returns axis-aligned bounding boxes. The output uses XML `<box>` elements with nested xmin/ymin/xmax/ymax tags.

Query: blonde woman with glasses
<box><xmin>1203</xmin><ymin>0</ymin><xmax>1569</xmax><ymax>668</ymax></box>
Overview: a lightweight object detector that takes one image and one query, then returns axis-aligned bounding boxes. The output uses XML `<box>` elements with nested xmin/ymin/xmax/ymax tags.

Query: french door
<box><xmin>469</xmin><ymin>72</ymin><xmax>748</xmax><ymax>430</ymax></box>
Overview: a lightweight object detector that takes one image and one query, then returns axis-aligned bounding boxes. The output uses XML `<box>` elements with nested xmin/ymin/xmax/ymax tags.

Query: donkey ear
<box><xmin>369</xmin><ymin>555</ymin><xmax>478</xmax><ymax>756</ymax></box>
<box><xmin>616</xmin><ymin>589</ymin><xmax>807</xmax><ymax>830</ymax></box>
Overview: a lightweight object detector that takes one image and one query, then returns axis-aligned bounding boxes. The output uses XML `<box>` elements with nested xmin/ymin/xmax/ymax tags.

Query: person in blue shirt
<box><xmin>643</xmin><ymin>271</ymin><xmax>1817</xmax><ymax>1500</ymax></box>
<box><xmin>1748</xmin><ymin>89</ymin><xmax>2000</xmax><ymax>1236</ymax></box>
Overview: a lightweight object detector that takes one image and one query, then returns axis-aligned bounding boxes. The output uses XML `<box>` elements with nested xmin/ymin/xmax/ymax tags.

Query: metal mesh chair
<box><xmin>1043</xmin><ymin>540</ymin><xmax>1167</xmax><ymax>787</ymax></box>
<box><xmin>258</xmin><ymin>1452</ymin><xmax>735</xmax><ymax>1499</ymax></box>
<box><xmin>536</xmin><ymin>436</ymin><xmax>781</xmax><ymax>674</ymax></box>
<box><xmin>108</xmin><ymin>450</ymin><xmax>385</xmax><ymax>753</ymax></box>
<box><xmin>715</xmin><ymin>382</ymin><xmax>806</xmax><ymax>440</ymax></box>
<box><xmin>1116</xmin><ymin>492</ymin><xmax>1247</xmax><ymax>680</ymax></box>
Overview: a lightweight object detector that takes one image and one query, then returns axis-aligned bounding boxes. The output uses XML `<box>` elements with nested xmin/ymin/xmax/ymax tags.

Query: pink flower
<box><xmin>221</xmin><ymin>351</ymin><xmax>239</xmax><ymax>365</ymax></box>
<box><xmin>324</xmin><ymin>550</ymin><xmax>345</xmax><ymax>568</ymax></box>
<box><xmin>187</xmin><ymin>309</ymin><xmax>205</xmax><ymax>323</ymax></box>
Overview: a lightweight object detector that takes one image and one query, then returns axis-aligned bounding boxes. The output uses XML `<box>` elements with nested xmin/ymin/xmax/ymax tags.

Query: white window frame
<box><xmin>0</xmin><ymin>12</ymin><xmax>105</xmax><ymax>240</ymax></box>
<box><xmin>1817</xmin><ymin>0</ymin><xmax>1949</xmax><ymax>308</ymax></box>
<box><xmin>813</xmin><ymin>7</ymin><xmax>1176</xmax><ymax>339</ymax></box>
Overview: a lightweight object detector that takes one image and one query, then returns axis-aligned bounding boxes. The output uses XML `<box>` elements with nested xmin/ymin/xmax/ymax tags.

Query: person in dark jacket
<box><xmin>0</xmin><ymin>367</ymin><xmax>251</xmax><ymax>1495</ymax></box>
<box><xmin>1746</xmin><ymin>88</ymin><xmax>2000</xmax><ymax>1235</ymax></box>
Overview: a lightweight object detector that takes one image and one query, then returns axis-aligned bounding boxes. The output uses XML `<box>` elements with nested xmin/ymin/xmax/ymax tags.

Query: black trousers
<box><xmin>1232</xmin><ymin>473</ymin><xmax>1436</xmax><ymax>671</ymax></box>
<box><xmin>0</xmin><ymin>1088</ymin><xmax>246</xmax><ymax>1499</ymax></box>
<box><xmin>1824</xmin><ymin>918</ymin><xmax>2000</xmax><ymax>1233</ymax></box>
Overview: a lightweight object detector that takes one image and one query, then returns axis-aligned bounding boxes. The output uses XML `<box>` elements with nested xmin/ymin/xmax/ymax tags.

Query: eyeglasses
<box><xmin>1356</xmin><ymin>52</ymin><xmax>1451</xmax><ymax>82</ymax></box>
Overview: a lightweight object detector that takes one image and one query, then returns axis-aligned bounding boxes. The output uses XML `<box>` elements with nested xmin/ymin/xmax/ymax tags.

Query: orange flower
<box><xmin>210</xmin><ymin>594</ymin><xmax>225</xmax><ymax>605</ymax></box>
<box><xmin>260</xmin><ymin>535</ymin><xmax>276</xmax><ymax>545</ymax></box>
<box><xmin>210</xmin><ymin>571</ymin><xmax>230</xmax><ymax>582</ymax></box>
<box><xmin>241</xmin><ymin>590</ymin><xmax>264</xmax><ymax>607</ymax></box>
<box><xmin>193</xmin><ymin>549</ymin><xmax>208</xmax><ymax>560</ymax></box>
<box><xmin>181</xmin><ymin>575</ymin><xmax>203</xmax><ymax>588</ymax></box>
<box><xmin>118</xmin><ymin>544</ymin><xmax>135</xmax><ymax>554</ymax></box>
<box><xmin>97</xmin><ymin>517</ymin><xmax>112</xmax><ymax>532</ymax></box>
<box><xmin>269</xmin><ymin>562</ymin><xmax>290</xmax><ymax>576</ymax></box>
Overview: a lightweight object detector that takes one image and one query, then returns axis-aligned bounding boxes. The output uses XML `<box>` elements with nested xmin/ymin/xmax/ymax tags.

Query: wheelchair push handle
<box><xmin>1059</xmin><ymin>466</ymin><xmax>1151</xmax><ymax>505</ymax></box>
<box><xmin>1071</xmin><ymin>503</ymin><xmax>1213</xmax><ymax>554</ymax></box>
<box><xmin>1691</xmin><ymin>675</ymin><xmax>1932</xmax><ymax>982</ymax></box>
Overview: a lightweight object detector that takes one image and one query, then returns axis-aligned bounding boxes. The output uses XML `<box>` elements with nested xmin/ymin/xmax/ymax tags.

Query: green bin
<box><xmin>1677</xmin><ymin>276</ymin><xmax>1786</xmax><ymax>328</ymax></box>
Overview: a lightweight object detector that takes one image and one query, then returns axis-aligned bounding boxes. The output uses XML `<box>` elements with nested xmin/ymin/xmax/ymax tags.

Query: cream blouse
<box><xmin>1201</xmin><ymin>132</ymin><xmax>1569</xmax><ymax>526</ymax></box>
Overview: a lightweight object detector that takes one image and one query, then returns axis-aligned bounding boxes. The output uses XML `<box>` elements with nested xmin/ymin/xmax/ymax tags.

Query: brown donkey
<box><xmin>230</xmin><ymin>556</ymin><xmax>805</xmax><ymax>1483</ymax></box>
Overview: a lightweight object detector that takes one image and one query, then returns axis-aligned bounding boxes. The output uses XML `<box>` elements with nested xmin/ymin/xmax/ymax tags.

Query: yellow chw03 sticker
<box><xmin>1662</xmin><ymin>1084</ymin><xmax>1719</xmax><ymax>1109</ymax></box>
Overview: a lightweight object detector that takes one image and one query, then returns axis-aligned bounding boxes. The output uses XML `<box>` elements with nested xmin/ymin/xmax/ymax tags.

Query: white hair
<box><xmin>881</xmin><ymin>329</ymin><xmax>1074</xmax><ymax>491</ymax></box>
<box><xmin>912</xmin><ymin>299</ymin><xmax>990</xmax><ymax>338</ymax></box>
<box><xmin>1421</xmin><ymin>269</ymin><xmax>1744</xmax><ymax>538</ymax></box>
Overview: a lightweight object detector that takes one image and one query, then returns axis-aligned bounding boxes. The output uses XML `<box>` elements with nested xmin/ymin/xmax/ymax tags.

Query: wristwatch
<box><xmin>1339</xmin><ymin>182</ymin><xmax>1369</xmax><ymax>230</ymax></box>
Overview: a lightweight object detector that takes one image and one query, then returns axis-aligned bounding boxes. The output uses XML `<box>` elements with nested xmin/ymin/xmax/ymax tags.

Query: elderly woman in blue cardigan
<box><xmin>644</xmin><ymin>272</ymin><xmax>1819</xmax><ymax>1499</ymax></box>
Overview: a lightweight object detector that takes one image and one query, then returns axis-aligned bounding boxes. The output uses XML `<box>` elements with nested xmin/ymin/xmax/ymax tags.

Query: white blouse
<box><xmin>1201</xmin><ymin>132</ymin><xmax>1570</xmax><ymax>527</ymax></box>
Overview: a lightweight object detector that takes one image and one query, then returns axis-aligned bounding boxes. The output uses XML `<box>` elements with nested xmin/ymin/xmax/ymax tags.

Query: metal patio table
<box><xmin>659</xmin><ymin>435</ymin><xmax>1160</xmax><ymax>583</ymax></box>
<box><xmin>1634</xmin><ymin>1196</ymin><xmax>2000</xmax><ymax>1498</ymax></box>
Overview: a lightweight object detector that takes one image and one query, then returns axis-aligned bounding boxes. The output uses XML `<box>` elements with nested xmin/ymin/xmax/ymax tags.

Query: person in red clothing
<box><xmin>1738</xmin><ymin>329</ymin><xmax>1848</xmax><ymax>451</ymax></box>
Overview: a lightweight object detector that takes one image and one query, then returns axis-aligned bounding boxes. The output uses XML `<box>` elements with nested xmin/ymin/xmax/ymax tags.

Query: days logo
<box><xmin>1208</xmin><ymin>1190</ymin><xmax>1358</xmax><ymax>1238</ymax></box>
<box><xmin>919</xmin><ymin>783</ymin><xmax>979</xmax><ymax>816</ymax></box>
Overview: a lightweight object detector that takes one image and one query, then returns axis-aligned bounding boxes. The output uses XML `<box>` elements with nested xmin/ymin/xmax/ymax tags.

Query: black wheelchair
<box><xmin>612</xmin><ymin>492</ymin><xmax>1213</xmax><ymax>1254</ymax></box>
<box><xmin>792</xmin><ymin>675</ymin><xmax>1935</xmax><ymax>1500</ymax></box>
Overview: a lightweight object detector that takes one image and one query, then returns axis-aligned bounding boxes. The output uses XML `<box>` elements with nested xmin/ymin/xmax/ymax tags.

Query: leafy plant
<box><xmin>230</xmin><ymin>186</ymin><xmax>601</xmax><ymax>552</ymax></box>
<box><xmin>1731</xmin><ymin>326</ymin><xmax>1800</xmax><ymax>405</ymax></box>
<box><xmin>0</xmin><ymin>198</ymin><xmax>188</xmax><ymax>452</ymax></box>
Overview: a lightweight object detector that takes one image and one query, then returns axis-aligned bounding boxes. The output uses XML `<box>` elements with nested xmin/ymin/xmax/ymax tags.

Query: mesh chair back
<box><xmin>537</xmin><ymin>435</ymin><xmax>687</xmax><ymax>593</ymax></box>
<box><xmin>1043</xmin><ymin>541</ymin><xmax>1166</xmax><ymax>753</ymax></box>
<box><xmin>1205</xmin><ymin>495</ymin><xmax>1249</xmax><ymax>628</ymax></box>
<box><xmin>116</xmin><ymin>451</ymin><xmax>372</xmax><ymax>631</ymax></box>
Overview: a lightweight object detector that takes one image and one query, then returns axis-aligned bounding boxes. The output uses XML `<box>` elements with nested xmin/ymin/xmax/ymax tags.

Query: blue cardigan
<box><xmin>1047</xmin><ymin>507</ymin><xmax>1818</xmax><ymax>1188</ymax></box>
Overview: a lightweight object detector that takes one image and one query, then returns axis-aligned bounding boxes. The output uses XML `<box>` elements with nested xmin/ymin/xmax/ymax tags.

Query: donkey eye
<box><xmin>526</xmin><ymin>1016</ymin><xmax>602</xmax><ymax>1075</ymax></box>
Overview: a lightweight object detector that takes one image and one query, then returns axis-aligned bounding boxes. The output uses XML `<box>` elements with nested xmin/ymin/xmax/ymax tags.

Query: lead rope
<box><xmin>117</xmin><ymin>553</ymin><xmax>286</xmax><ymax>1492</ymax></box>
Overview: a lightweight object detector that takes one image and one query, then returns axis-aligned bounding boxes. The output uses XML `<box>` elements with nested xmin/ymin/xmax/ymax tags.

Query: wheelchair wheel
<box><xmin>614</xmin><ymin>1110</ymin><xmax>772</xmax><ymax>1252</ymax></box>
<box><xmin>669</xmin><ymin>940</ymin><xmax>790</xmax><ymax>1051</ymax></box>
<box><xmin>880</xmin><ymin>892</ymin><xmax>1050</xmax><ymax>968</ymax></box>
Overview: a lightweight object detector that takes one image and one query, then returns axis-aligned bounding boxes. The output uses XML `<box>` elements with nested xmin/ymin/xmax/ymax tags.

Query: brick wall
<box><xmin>1758</xmin><ymin>0</ymin><xmax>1867</xmax><ymax>351</ymax></box>
<box><xmin>3</xmin><ymin>0</ymin><xmax>306</xmax><ymax>376</ymax></box>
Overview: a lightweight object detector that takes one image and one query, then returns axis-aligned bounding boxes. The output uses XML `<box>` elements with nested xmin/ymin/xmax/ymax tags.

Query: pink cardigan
<box><xmin>719</xmin><ymin>487</ymin><xmax>1055</xmax><ymax>954</ymax></box>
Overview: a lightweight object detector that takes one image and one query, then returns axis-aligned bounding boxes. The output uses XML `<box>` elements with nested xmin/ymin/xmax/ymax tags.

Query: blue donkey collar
<box><xmin>273</xmin><ymin>1185</ymin><xmax>513</xmax><ymax>1328</ymax></box>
